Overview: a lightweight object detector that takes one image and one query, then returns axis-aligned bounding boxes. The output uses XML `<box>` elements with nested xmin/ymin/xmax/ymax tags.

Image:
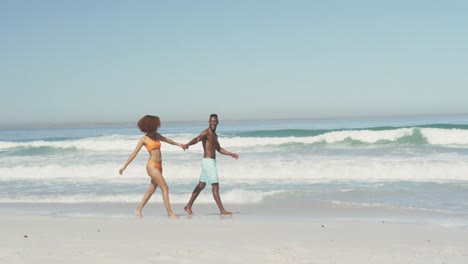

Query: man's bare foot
<box><xmin>221</xmin><ymin>210</ymin><xmax>232</xmax><ymax>216</ymax></box>
<box><xmin>184</xmin><ymin>205</ymin><xmax>193</xmax><ymax>216</ymax></box>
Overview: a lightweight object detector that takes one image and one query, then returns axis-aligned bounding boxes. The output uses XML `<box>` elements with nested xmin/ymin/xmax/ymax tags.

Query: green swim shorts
<box><xmin>199</xmin><ymin>158</ymin><xmax>219</xmax><ymax>184</ymax></box>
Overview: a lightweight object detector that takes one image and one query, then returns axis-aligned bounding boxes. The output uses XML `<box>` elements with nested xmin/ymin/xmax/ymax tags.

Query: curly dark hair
<box><xmin>137</xmin><ymin>115</ymin><xmax>161</xmax><ymax>133</ymax></box>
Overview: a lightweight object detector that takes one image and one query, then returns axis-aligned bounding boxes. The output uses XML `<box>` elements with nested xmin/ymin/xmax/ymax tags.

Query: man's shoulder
<box><xmin>198</xmin><ymin>128</ymin><xmax>209</xmax><ymax>137</ymax></box>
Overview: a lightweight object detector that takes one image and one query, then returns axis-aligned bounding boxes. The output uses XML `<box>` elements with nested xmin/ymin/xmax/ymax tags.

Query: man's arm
<box><xmin>218</xmin><ymin>147</ymin><xmax>239</xmax><ymax>159</ymax></box>
<box><xmin>184</xmin><ymin>130</ymin><xmax>207</xmax><ymax>149</ymax></box>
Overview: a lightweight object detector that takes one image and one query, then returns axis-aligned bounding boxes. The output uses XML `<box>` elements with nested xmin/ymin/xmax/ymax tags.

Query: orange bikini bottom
<box><xmin>147</xmin><ymin>161</ymin><xmax>162</xmax><ymax>172</ymax></box>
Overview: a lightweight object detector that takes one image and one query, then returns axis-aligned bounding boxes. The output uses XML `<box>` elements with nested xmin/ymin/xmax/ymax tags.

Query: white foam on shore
<box><xmin>0</xmin><ymin>189</ymin><xmax>282</xmax><ymax>204</ymax></box>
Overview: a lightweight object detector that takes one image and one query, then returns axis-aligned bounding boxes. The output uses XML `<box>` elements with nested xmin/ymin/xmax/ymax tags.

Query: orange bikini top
<box><xmin>144</xmin><ymin>136</ymin><xmax>161</xmax><ymax>151</ymax></box>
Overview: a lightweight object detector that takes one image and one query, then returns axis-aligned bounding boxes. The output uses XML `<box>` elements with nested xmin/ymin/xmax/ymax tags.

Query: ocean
<box><xmin>1</xmin><ymin>115</ymin><xmax>468</xmax><ymax>225</ymax></box>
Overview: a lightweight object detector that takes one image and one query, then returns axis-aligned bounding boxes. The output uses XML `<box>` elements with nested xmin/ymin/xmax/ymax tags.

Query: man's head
<box><xmin>209</xmin><ymin>113</ymin><xmax>218</xmax><ymax>131</ymax></box>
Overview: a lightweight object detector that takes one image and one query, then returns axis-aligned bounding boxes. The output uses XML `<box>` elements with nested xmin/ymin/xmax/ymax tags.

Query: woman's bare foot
<box><xmin>168</xmin><ymin>212</ymin><xmax>179</xmax><ymax>219</ymax></box>
<box><xmin>184</xmin><ymin>205</ymin><xmax>193</xmax><ymax>216</ymax></box>
<box><xmin>135</xmin><ymin>210</ymin><xmax>143</xmax><ymax>218</ymax></box>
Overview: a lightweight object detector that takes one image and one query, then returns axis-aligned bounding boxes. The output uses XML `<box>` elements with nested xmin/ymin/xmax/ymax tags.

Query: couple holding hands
<box><xmin>119</xmin><ymin>114</ymin><xmax>239</xmax><ymax>218</ymax></box>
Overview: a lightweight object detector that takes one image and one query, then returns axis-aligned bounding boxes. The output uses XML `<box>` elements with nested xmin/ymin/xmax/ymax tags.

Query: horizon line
<box><xmin>1</xmin><ymin>113</ymin><xmax>467</xmax><ymax>130</ymax></box>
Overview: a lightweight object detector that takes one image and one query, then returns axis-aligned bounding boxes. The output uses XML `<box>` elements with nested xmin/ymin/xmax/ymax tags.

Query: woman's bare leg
<box><xmin>147</xmin><ymin>166</ymin><xmax>177</xmax><ymax>218</ymax></box>
<box><xmin>136</xmin><ymin>180</ymin><xmax>157</xmax><ymax>217</ymax></box>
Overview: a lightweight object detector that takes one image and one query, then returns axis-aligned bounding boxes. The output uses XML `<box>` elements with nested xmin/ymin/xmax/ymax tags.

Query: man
<box><xmin>183</xmin><ymin>114</ymin><xmax>239</xmax><ymax>216</ymax></box>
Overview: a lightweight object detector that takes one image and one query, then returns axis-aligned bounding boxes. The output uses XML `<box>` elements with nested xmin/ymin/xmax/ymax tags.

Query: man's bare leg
<box><xmin>212</xmin><ymin>183</ymin><xmax>232</xmax><ymax>216</ymax></box>
<box><xmin>184</xmin><ymin>182</ymin><xmax>206</xmax><ymax>215</ymax></box>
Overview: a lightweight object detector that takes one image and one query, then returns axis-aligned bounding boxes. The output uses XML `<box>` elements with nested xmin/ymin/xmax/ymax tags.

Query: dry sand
<box><xmin>1</xmin><ymin>209</ymin><xmax>468</xmax><ymax>264</ymax></box>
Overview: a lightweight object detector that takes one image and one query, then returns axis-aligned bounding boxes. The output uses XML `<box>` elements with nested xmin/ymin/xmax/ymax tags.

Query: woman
<box><xmin>119</xmin><ymin>115</ymin><xmax>185</xmax><ymax>218</ymax></box>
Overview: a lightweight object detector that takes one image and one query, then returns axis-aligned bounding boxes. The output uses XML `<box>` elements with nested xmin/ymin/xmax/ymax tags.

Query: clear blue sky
<box><xmin>2</xmin><ymin>0</ymin><xmax>468</xmax><ymax>127</ymax></box>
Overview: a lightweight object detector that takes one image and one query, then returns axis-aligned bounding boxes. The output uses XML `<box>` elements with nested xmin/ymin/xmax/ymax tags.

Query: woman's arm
<box><xmin>119</xmin><ymin>137</ymin><xmax>145</xmax><ymax>174</ymax></box>
<box><xmin>158</xmin><ymin>133</ymin><xmax>185</xmax><ymax>149</ymax></box>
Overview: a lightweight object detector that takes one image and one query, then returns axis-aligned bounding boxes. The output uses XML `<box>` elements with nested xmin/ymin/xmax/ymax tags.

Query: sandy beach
<box><xmin>1</xmin><ymin>202</ymin><xmax>468</xmax><ymax>264</ymax></box>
